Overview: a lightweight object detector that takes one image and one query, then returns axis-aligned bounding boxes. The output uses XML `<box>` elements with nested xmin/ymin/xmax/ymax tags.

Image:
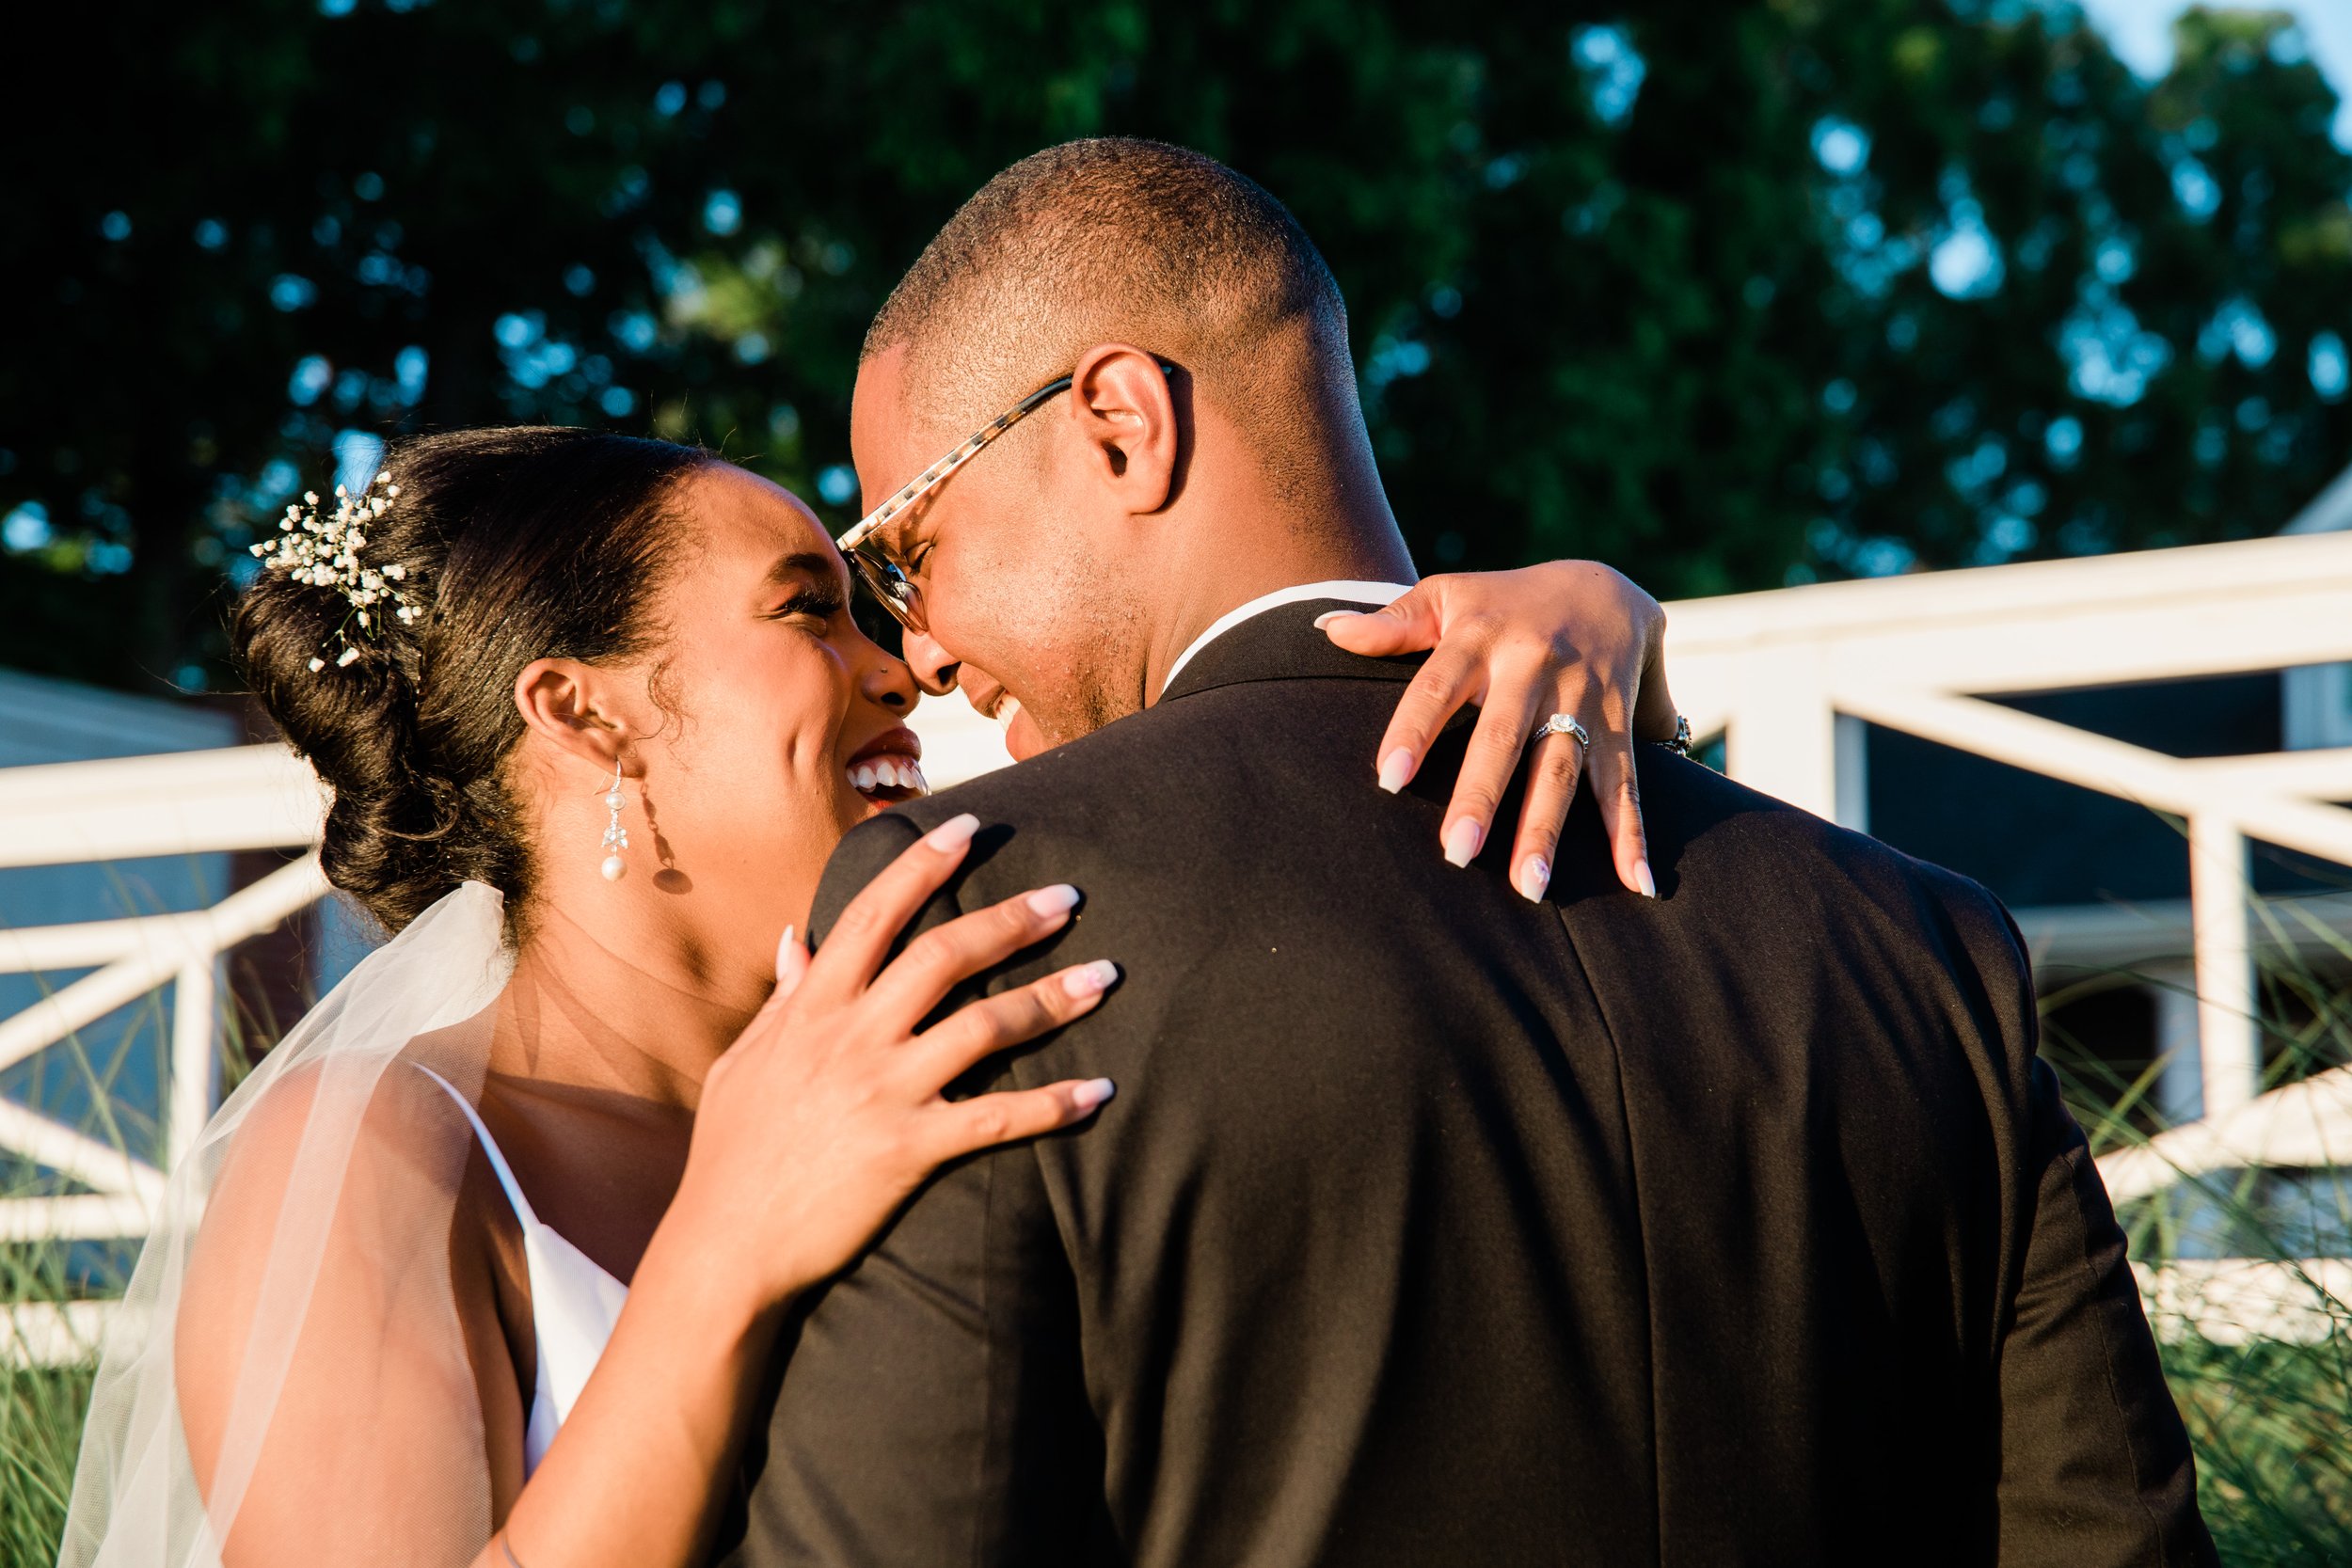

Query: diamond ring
<box><xmin>1538</xmin><ymin>712</ymin><xmax>1592</xmax><ymax>748</ymax></box>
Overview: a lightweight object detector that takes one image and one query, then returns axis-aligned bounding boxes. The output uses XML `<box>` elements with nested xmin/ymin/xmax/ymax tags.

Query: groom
<box><xmin>724</xmin><ymin>140</ymin><xmax>2211</xmax><ymax>1564</ymax></box>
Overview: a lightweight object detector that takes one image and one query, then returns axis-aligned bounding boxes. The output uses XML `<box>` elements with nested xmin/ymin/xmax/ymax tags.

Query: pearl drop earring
<box><xmin>599</xmin><ymin>757</ymin><xmax>629</xmax><ymax>881</ymax></box>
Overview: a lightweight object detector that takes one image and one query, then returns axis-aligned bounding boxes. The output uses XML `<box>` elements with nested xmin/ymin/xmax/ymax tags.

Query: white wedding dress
<box><xmin>57</xmin><ymin>880</ymin><xmax>622</xmax><ymax>1566</ymax></box>
<box><xmin>413</xmin><ymin>1066</ymin><xmax>629</xmax><ymax>1476</ymax></box>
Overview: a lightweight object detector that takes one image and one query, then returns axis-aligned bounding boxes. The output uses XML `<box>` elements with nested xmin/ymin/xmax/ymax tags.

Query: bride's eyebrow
<box><xmin>765</xmin><ymin>550</ymin><xmax>849</xmax><ymax>591</ymax></box>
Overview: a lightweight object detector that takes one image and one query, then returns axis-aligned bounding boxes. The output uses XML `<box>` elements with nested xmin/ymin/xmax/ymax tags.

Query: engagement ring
<box><xmin>1539</xmin><ymin>713</ymin><xmax>1593</xmax><ymax>748</ymax></box>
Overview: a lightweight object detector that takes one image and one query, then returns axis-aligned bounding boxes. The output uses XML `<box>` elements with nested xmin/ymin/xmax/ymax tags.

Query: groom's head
<box><xmin>850</xmin><ymin>137</ymin><xmax>1405</xmax><ymax>752</ymax></box>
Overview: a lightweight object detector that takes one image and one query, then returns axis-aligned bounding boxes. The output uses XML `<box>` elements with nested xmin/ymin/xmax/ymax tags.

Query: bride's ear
<box><xmin>1067</xmin><ymin>343</ymin><xmax>1183</xmax><ymax>515</ymax></box>
<box><xmin>514</xmin><ymin>657</ymin><xmax>634</xmax><ymax>774</ymax></box>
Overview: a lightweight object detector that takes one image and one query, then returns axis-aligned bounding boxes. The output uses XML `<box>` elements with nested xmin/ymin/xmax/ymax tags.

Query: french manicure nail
<box><xmin>1378</xmin><ymin>747</ymin><xmax>1416</xmax><ymax>793</ymax></box>
<box><xmin>1443</xmin><ymin>817</ymin><xmax>1485</xmax><ymax>868</ymax></box>
<box><xmin>1027</xmin><ymin>883</ymin><xmax>1082</xmax><ymax>918</ymax></box>
<box><xmin>1517</xmin><ymin>857</ymin><xmax>1550</xmax><ymax>903</ymax></box>
<box><xmin>1634</xmin><ymin>860</ymin><xmax>1658</xmax><ymax>898</ymax></box>
<box><xmin>1313</xmin><ymin>610</ymin><xmax>1364</xmax><ymax>630</ymax></box>
<box><xmin>776</xmin><ymin>926</ymin><xmax>797</xmax><ymax>971</ymax></box>
<box><xmin>924</xmin><ymin>812</ymin><xmax>980</xmax><ymax>851</ymax></box>
<box><xmin>1064</xmin><ymin>959</ymin><xmax>1120</xmax><ymax>998</ymax></box>
<box><xmin>1072</xmin><ymin>1077</ymin><xmax>1117</xmax><ymax>1113</ymax></box>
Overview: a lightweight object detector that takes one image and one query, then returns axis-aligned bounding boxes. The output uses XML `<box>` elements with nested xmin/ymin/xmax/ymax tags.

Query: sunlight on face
<box><xmin>850</xmin><ymin>344</ymin><xmax>1131</xmax><ymax>749</ymax></box>
<box><xmin>627</xmin><ymin>463</ymin><xmax>924</xmax><ymax>927</ymax></box>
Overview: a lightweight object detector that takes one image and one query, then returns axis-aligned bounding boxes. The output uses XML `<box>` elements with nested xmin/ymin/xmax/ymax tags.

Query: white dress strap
<box><xmin>407</xmin><ymin>1062</ymin><xmax>628</xmax><ymax>1478</ymax></box>
<box><xmin>411</xmin><ymin>1063</ymin><xmax>544</xmax><ymax>1229</ymax></box>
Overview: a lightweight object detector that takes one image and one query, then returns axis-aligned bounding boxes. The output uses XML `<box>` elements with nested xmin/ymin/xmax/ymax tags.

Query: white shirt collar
<box><xmin>1156</xmin><ymin>579</ymin><xmax>1414</xmax><ymax>698</ymax></box>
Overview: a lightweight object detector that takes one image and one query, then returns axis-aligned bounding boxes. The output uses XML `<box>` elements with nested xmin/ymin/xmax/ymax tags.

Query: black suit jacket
<box><xmin>724</xmin><ymin>602</ymin><xmax>2210</xmax><ymax>1567</ymax></box>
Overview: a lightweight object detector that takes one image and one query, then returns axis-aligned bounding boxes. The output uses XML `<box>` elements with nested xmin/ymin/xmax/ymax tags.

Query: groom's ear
<box><xmin>1067</xmin><ymin>342</ymin><xmax>1181</xmax><ymax>515</ymax></box>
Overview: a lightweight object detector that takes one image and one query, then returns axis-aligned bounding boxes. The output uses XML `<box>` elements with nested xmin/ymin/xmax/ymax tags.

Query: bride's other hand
<box><xmin>1321</xmin><ymin>562</ymin><xmax>1678</xmax><ymax>903</ymax></box>
<box><xmin>672</xmin><ymin>812</ymin><xmax>1116</xmax><ymax>1310</ymax></box>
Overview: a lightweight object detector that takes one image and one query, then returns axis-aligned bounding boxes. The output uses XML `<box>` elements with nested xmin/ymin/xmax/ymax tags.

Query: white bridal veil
<box><xmin>58</xmin><ymin>881</ymin><xmax>515</xmax><ymax>1568</ymax></box>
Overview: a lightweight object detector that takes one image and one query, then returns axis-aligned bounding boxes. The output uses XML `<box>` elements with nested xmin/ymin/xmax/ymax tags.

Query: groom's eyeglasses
<box><xmin>833</xmin><ymin>375</ymin><xmax>1076</xmax><ymax>634</ymax></box>
<box><xmin>834</xmin><ymin>360</ymin><xmax>1174</xmax><ymax>634</ymax></box>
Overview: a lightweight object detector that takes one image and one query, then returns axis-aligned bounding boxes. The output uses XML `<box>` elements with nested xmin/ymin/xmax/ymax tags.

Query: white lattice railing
<box><xmin>1662</xmin><ymin>530</ymin><xmax>2352</xmax><ymax>1135</ymax></box>
<box><xmin>1</xmin><ymin>748</ymin><xmax>327</xmax><ymax>1364</ymax></box>
<box><xmin>1660</xmin><ymin>528</ymin><xmax>2352</xmax><ymax>1343</ymax></box>
<box><xmin>7</xmin><ymin>528</ymin><xmax>2350</xmax><ymax>1361</ymax></box>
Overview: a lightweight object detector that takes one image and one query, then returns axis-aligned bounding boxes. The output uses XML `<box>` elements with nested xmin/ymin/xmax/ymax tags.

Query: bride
<box><xmin>59</xmin><ymin>425</ymin><xmax>1676</xmax><ymax>1567</ymax></box>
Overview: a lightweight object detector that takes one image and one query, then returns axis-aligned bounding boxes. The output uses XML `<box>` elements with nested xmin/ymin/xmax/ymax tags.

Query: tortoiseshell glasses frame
<box><xmin>832</xmin><ymin>374</ymin><xmax>1076</xmax><ymax>634</ymax></box>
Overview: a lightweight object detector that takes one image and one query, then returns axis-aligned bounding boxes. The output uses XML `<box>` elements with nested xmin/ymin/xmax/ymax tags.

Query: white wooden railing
<box><xmin>0</xmin><ymin>748</ymin><xmax>327</xmax><ymax>1363</ymax></box>
<box><xmin>1663</xmin><ymin>530</ymin><xmax>2352</xmax><ymax>1142</ymax></box>
<box><xmin>6</xmin><ymin>528</ymin><xmax>2349</xmax><ymax>1360</ymax></box>
<box><xmin>1661</xmin><ymin>529</ymin><xmax>2352</xmax><ymax>1342</ymax></box>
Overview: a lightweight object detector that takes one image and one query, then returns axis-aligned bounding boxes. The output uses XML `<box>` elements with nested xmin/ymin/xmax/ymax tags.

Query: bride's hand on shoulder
<box><xmin>1321</xmin><ymin>562</ymin><xmax>1679</xmax><ymax>902</ymax></box>
<box><xmin>671</xmin><ymin>814</ymin><xmax>1116</xmax><ymax>1309</ymax></box>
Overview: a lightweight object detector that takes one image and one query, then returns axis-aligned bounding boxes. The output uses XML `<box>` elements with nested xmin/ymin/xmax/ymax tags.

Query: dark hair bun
<box><xmin>231</xmin><ymin>427</ymin><xmax>707</xmax><ymax>935</ymax></box>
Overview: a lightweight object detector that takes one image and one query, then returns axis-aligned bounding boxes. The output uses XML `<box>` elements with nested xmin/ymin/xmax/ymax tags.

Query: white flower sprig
<box><xmin>248</xmin><ymin>470</ymin><xmax>421</xmax><ymax>673</ymax></box>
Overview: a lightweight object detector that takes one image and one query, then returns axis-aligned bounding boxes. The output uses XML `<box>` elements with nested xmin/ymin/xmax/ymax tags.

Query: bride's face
<box><xmin>617</xmin><ymin>463</ymin><xmax>924</xmax><ymax>932</ymax></box>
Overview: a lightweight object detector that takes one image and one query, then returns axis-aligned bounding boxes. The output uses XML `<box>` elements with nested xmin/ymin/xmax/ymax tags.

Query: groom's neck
<box><xmin>1139</xmin><ymin>440</ymin><xmax>1415</xmax><ymax>705</ymax></box>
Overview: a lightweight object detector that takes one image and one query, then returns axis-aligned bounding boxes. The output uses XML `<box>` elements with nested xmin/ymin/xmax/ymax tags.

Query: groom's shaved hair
<box><xmin>865</xmin><ymin>139</ymin><xmax>1359</xmax><ymax>491</ymax></box>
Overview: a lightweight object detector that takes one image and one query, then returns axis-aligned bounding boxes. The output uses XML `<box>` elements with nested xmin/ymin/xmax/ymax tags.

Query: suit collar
<box><xmin>1159</xmin><ymin>580</ymin><xmax>1412</xmax><ymax>693</ymax></box>
<box><xmin>1155</xmin><ymin>598</ymin><xmax>1425</xmax><ymax>705</ymax></box>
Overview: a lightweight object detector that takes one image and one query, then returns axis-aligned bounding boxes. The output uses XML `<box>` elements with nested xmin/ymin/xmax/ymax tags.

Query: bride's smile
<box><xmin>844</xmin><ymin>728</ymin><xmax>929</xmax><ymax>804</ymax></box>
<box><xmin>578</xmin><ymin>460</ymin><xmax>929</xmax><ymax>930</ymax></box>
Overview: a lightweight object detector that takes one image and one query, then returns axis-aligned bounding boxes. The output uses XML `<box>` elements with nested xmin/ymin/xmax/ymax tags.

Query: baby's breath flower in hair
<box><xmin>248</xmin><ymin>470</ymin><xmax>421</xmax><ymax>673</ymax></box>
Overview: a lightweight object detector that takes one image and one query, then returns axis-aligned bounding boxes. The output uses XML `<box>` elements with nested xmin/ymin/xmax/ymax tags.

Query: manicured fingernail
<box><xmin>1443</xmin><ymin>817</ymin><xmax>1485</xmax><ymax>868</ymax></box>
<box><xmin>1026</xmin><ymin>883</ymin><xmax>1082</xmax><ymax>917</ymax></box>
<box><xmin>1313</xmin><ymin>610</ymin><xmax>1364</xmax><ymax>630</ymax></box>
<box><xmin>1072</xmin><ymin>1077</ymin><xmax>1117</xmax><ymax>1113</ymax></box>
<box><xmin>1517</xmin><ymin>857</ymin><xmax>1550</xmax><ymax>902</ymax></box>
<box><xmin>924</xmin><ymin>812</ymin><xmax>980</xmax><ymax>851</ymax></box>
<box><xmin>1063</xmin><ymin>959</ymin><xmax>1120</xmax><ymax>998</ymax></box>
<box><xmin>1634</xmin><ymin>860</ymin><xmax>1658</xmax><ymax>898</ymax></box>
<box><xmin>1378</xmin><ymin>747</ymin><xmax>1416</xmax><ymax>793</ymax></box>
<box><xmin>776</xmin><ymin>926</ymin><xmax>797</xmax><ymax>970</ymax></box>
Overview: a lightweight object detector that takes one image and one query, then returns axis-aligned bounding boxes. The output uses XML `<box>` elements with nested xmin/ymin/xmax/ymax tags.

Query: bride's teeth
<box><xmin>848</xmin><ymin>756</ymin><xmax>926</xmax><ymax>796</ymax></box>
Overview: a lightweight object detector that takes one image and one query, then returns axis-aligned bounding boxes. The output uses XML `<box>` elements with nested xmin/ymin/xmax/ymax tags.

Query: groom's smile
<box><xmin>947</xmin><ymin>665</ymin><xmax>1049</xmax><ymax>761</ymax></box>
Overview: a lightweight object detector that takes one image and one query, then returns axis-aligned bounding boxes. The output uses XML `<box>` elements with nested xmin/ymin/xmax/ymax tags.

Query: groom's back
<box><xmin>729</xmin><ymin>606</ymin><xmax>2202</xmax><ymax>1567</ymax></box>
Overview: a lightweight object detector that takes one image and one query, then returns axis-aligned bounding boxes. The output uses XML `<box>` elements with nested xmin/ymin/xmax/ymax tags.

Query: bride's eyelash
<box><xmin>770</xmin><ymin>588</ymin><xmax>845</xmax><ymax>621</ymax></box>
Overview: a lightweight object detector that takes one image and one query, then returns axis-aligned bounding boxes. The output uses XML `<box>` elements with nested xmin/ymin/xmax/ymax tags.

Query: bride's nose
<box><xmin>858</xmin><ymin>648</ymin><xmax>919</xmax><ymax>714</ymax></box>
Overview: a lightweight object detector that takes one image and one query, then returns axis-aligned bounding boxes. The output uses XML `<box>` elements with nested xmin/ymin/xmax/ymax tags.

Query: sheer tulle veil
<box><xmin>58</xmin><ymin>880</ymin><xmax>515</xmax><ymax>1567</ymax></box>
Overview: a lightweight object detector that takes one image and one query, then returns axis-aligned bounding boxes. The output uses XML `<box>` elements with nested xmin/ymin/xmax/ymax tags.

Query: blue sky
<box><xmin>2076</xmin><ymin>0</ymin><xmax>2352</xmax><ymax>147</ymax></box>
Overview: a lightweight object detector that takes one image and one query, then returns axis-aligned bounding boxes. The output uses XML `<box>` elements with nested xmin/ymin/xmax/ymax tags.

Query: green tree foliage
<box><xmin>4</xmin><ymin>0</ymin><xmax>2347</xmax><ymax>693</ymax></box>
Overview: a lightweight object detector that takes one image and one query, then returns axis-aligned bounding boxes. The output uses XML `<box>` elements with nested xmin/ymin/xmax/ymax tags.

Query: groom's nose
<box><xmin>902</xmin><ymin>627</ymin><xmax>961</xmax><ymax>697</ymax></box>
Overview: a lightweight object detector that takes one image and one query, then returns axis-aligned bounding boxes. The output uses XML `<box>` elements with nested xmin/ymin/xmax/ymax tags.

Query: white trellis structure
<box><xmin>0</xmin><ymin>748</ymin><xmax>326</xmax><ymax>1364</ymax></box>
<box><xmin>1663</xmin><ymin>527</ymin><xmax>2352</xmax><ymax>1340</ymax></box>
<box><xmin>5</xmin><ymin>527</ymin><xmax>2350</xmax><ymax>1361</ymax></box>
<box><xmin>1673</xmin><ymin>527</ymin><xmax>2352</xmax><ymax>1132</ymax></box>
